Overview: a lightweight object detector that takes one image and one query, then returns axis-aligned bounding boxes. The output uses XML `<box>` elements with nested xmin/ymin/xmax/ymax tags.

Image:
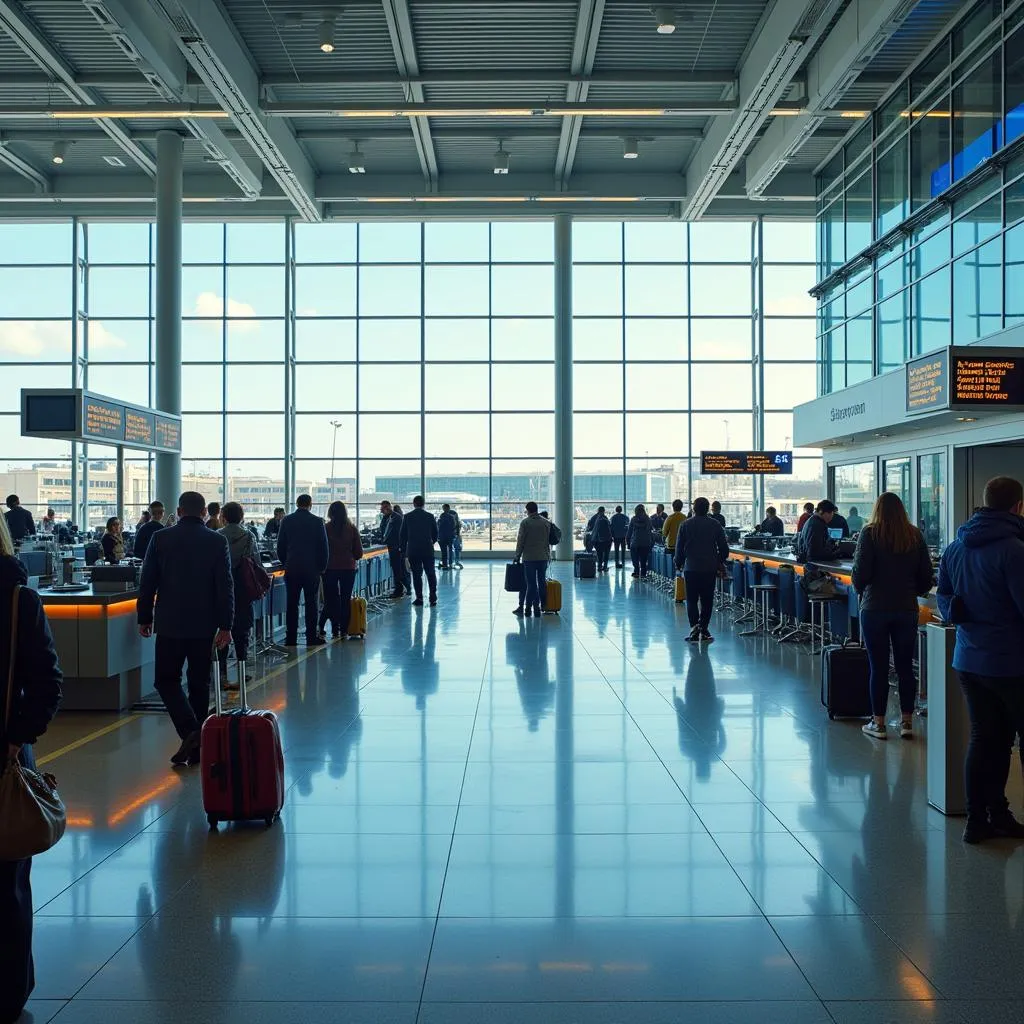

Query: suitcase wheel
<box><xmin>827</xmin><ymin>712</ymin><xmax>836</xmax><ymax>721</ymax></box>
<box><xmin>207</xmin><ymin>814</ymin><xmax>219</xmax><ymax>831</ymax></box>
<box><xmin>265</xmin><ymin>811</ymin><xmax>280</xmax><ymax>827</ymax></box>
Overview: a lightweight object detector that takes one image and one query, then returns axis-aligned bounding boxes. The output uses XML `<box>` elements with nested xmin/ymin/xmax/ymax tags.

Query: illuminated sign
<box><xmin>906</xmin><ymin>351</ymin><xmax>948</xmax><ymax>414</ymax></box>
<box><xmin>905</xmin><ymin>348</ymin><xmax>1024</xmax><ymax>412</ymax></box>
<box><xmin>701</xmin><ymin>451</ymin><xmax>793</xmax><ymax>475</ymax></box>
<box><xmin>21</xmin><ymin>390</ymin><xmax>181</xmax><ymax>453</ymax></box>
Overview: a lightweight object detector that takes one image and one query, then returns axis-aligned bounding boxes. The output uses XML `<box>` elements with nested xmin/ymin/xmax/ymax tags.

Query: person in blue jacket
<box><xmin>937</xmin><ymin>475</ymin><xmax>1024</xmax><ymax>845</ymax></box>
<box><xmin>437</xmin><ymin>504</ymin><xmax>457</xmax><ymax>571</ymax></box>
<box><xmin>609</xmin><ymin>506</ymin><xmax>630</xmax><ymax>569</ymax></box>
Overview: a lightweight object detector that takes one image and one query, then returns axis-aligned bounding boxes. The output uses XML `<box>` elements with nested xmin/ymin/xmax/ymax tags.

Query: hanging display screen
<box><xmin>700</xmin><ymin>451</ymin><xmax>793</xmax><ymax>475</ymax></box>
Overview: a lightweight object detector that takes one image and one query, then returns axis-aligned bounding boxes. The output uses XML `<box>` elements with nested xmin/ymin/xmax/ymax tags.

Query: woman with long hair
<box><xmin>323</xmin><ymin>501</ymin><xmax>363</xmax><ymax>639</ymax></box>
<box><xmin>0</xmin><ymin>513</ymin><xmax>63</xmax><ymax>1022</ymax></box>
<box><xmin>101</xmin><ymin>516</ymin><xmax>124</xmax><ymax>563</ymax></box>
<box><xmin>852</xmin><ymin>491</ymin><xmax>934</xmax><ymax>740</ymax></box>
<box><xmin>626</xmin><ymin>503</ymin><xmax>654</xmax><ymax>579</ymax></box>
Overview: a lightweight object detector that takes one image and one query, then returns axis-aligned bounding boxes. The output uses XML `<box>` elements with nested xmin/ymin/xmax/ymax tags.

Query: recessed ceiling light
<box><xmin>622</xmin><ymin>136</ymin><xmax>639</xmax><ymax>159</ymax></box>
<box><xmin>347</xmin><ymin>142</ymin><xmax>365</xmax><ymax>174</ymax></box>
<box><xmin>956</xmin><ymin>416</ymin><xmax>977</xmax><ymax>422</ymax></box>
<box><xmin>653</xmin><ymin>6</ymin><xmax>676</xmax><ymax>33</ymax></box>
<box><xmin>51</xmin><ymin>141</ymin><xmax>67</xmax><ymax>164</ymax></box>
<box><xmin>493</xmin><ymin>143</ymin><xmax>510</xmax><ymax>175</ymax></box>
<box><xmin>319</xmin><ymin>16</ymin><xmax>335</xmax><ymax>53</ymax></box>
<box><xmin>103</xmin><ymin>155</ymin><xmax>126</xmax><ymax>167</ymax></box>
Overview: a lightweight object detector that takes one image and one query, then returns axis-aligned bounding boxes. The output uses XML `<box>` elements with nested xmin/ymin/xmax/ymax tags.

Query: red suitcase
<box><xmin>201</xmin><ymin>659</ymin><xmax>285</xmax><ymax>830</ymax></box>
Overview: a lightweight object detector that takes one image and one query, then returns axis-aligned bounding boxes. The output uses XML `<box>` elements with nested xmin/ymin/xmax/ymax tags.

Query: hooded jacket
<box><xmin>937</xmin><ymin>509</ymin><xmax>1024</xmax><ymax>676</ymax></box>
<box><xmin>218</xmin><ymin>522</ymin><xmax>255</xmax><ymax>570</ymax></box>
<box><xmin>626</xmin><ymin>514</ymin><xmax>654</xmax><ymax>550</ymax></box>
<box><xmin>0</xmin><ymin>556</ymin><xmax>62</xmax><ymax>747</ymax></box>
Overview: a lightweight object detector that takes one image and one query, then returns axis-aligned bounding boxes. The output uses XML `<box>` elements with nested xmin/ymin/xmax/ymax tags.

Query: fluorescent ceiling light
<box><xmin>653</xmin><ymin>6</ymin><xmax>676</xmax><ymax>33</ymax></box>
<box><xmin>622</xmin><ymin>136</ymin><xmax>639</xmax><ymax>159</ymax></box>
<box><xmin>319</xmin><ymin>16</ymin><xmax>335</xmax><ymax>53</ymax></box>
<box><xmin>347</xmin><ymin>142</ymin><xmax>365</xmax><ymax>174</ymax></box>
<box><xmin>44</xmin><ymin>107</ymin><xmax>228</xmax><ymax>120</ymax></box>
<box><xmin>493</xmin><ymin>144</ymin><xmax>509</xmax><ymax>175</ymax></box>
<box><xmin>51</xmin><ymin>141</ymin><xmax>66</xmax><ymax>164</ymax></box>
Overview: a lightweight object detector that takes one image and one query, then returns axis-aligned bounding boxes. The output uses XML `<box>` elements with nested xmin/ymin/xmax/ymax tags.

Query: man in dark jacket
<box><xmin>609</xmin><ymin>506</ymin><xmax>630</xmax><ymax>569</ymax></box>
<box><xmin>400</xmin><ymin>495</ymin><xmax>438</xmax><ymax>606</ymax></box>
<box><xmin>938</xmin><ymin>476</ymin><xmax>1024</xmax><ymax>844</ymax></box>
<box><xmin>757</xmin><ymin>507</ymin><xmax>785</xmax><ymax>537</ymax></box>
<box><xmin>277</xmin><ymin>494</ymin><xmax>329</xmax><ymax>646</ymax></box>
<box><xmin>675</xmin><ymin>496</ymin><xmax>730</xmax><ymax>642</ymax></box>
<box><xmin>0</xmin><ymin>543</ymin><xmax>62</xmax><ymax>1024</ymax></box>
<box><xmin>380</xmin><ymin>500</ymin><xmax>405</xmax><ymax>599</ymax></box>
<box><xmin>4</xmin><ymin>495</ymin><xmax>34</xmax><ymax>542</ymax></box>
<box><xmin>795</xmin><ymin>500</ymin><xmax>840</xmax><ymax>563</ymax></box>
<box><xmin>265</xmin><ymin>507</ymin><xmax>285</xmax><ymax>541</ymax></box>
<box><xmin>830</xmin><ymin>511</ymin><xmax>851</xmax><ymax>538</ymax></box>
<box><xmin>437</xmin><ymin>503</ymin><xmax>457</xmax><ymax>571</ymax></box>
<box><xmin>132</xmin><ymin>500</ymin><xmax>165</xmax><ymax>561</ymax></box>
<box><xmin>137</xmin><ymin>491</ymin><xmax>233</xmax><ymax>767</ymax></box>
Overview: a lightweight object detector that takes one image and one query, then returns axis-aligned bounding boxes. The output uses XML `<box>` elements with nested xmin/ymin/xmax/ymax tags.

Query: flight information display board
<box><xmin>906</xmin><ymin>347</ymin><xmax>1024</xmax><ymax>412</ymax></box>
<box><xmin>906</xmin><ymin>351</ymin><xmax>948</xmax><ymax>413</ymax></box>
<box><xmin>21</xmin><ymin>389</ymin><xmax>181</xmax><ymax>453</ymax></box>
<box><xmin>701</xmin><ymin>451</ymin><xmax>793</xmax><ymax>475</ymax></box>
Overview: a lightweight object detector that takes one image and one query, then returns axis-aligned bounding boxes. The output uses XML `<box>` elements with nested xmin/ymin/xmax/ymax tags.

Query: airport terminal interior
<box><xmin>4</xmin><ymin>0</ymin><xmax>1024</xmax><ymax>1021</ymax></box>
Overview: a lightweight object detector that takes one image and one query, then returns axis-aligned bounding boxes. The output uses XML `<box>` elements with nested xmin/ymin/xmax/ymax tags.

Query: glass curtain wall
<box><xmin>0</xmin><ymin>217</ymin><xmax>821</xmax><ymax>545</ymax></box>
<box><xmin>816</xmin><ymin>0</ymin><xmax>1024</xmax><ymax>393</ymax></box>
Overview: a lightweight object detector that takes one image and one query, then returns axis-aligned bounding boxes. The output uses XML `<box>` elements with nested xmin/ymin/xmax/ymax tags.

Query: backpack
<box><xmin>594</xmin><ymin>517</ymin><xmax>612</xmax><ymax>543</ymax></box>
<box><xmin>239</xmin><ymin>553</ymin><xmax>272</xmax><ymax>602</ymax></box>
<box><xmin>548</xmin><ymin>522</ymin><xmax>562</xmax><ymax>545</ymax></box>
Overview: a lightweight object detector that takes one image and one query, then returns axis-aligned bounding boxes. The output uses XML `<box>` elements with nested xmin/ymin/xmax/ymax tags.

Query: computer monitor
<box><xmin>827</xmin><ymin>528</ymin><xmax>843</xmax><ymax>541</ymax></box>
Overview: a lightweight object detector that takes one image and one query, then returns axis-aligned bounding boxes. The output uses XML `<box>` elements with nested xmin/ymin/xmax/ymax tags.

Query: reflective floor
<box><xmin>23</xmin><ymin>563</ymin><xmax>1024</xmax><ymax>1024</ymax></box>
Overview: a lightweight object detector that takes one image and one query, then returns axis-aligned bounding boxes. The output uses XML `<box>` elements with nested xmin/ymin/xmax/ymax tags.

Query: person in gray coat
<box><xmin>675</xmin><ymin>496</ymin><xmax>730</xmax><ymax>643</ymax></box>
<box><xmin>514</xmin><ymin>500</ymin><xmax>552</xmax><ymax>618</ymax></box>
<box><xmin>400</xmin><ymin>495</ymin><xmax>439</xmax><ymax>606</ymax></box>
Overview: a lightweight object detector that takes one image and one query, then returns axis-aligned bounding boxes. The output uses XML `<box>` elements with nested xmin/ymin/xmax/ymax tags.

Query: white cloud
<box><xmin>0</xmin><ymin>320</ymin><xmax>72</xmax><ymax>357</ymax></box>
<box><xmin>85</xmin><ymin>321</ymin><xmax>128</xmax><ymax>352</ymax></box>
<box><xmin>192</xmin><ymin>291</ymin><xmax>259</xmax><ymax>335</ymax></box>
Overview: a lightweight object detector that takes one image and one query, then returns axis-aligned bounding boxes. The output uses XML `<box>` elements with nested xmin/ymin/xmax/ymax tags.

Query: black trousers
<box><xmin>388</xmin><ymin>549</ymin><xmax>406</xmax><ymax>595</ymax></box>
<box><xmin>683</xmin><ymin>570</ymin><xmax>717</xmax><ymax>630</ymax></box>
<box><xmin>0</xmin><ymin>746</ymin><xmax>35</xmax><ymax>1022</ymax></box>
<box><xmin>959</xmin><ymin>671</ymin><xmax>1024</xmax><ymax>821</ymax></box>
<box><xmin>409</xmin><ymin>555</ymin><xmax>437</xmax><ymax>601</ymax></box>
<box><xmin>285</xmin><ymin>570</ymin><xmax>320</xmax><ymax>643</ymax></box>
<box><xmin>324</xmin><ymin>568</ymin><xmax>357</xmax><ymax>636</ymax></box>
<box><xmin>439</xmin><ymin>539</ymin><xmax>454</xmax><ymax>568</ymax></box>
<box><xmin>594</xmin><ymin>541</ymin><xmax>612</xmax><ymax>571</ymax></box>
<box><xmin>612</xmin><ymin>538</ymin><xmax>626</xmax><ymax>566</ymax></box>
<box><xmin>219</xmin><ymin>578</ymin><xmax>253</xmax><ymax>671</ymax></box>
<box><xmin>630</xmin><ymin>545</ymin><xmax>651</xmax><ymax>576</ymax></box>
<box><xmin>155</xmin><ymin>634</ymin><xmax>213</xmax><ymax>739</ymax></box>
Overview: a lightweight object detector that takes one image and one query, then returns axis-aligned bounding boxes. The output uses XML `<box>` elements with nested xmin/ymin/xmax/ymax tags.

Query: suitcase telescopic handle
<box><xmin>212</xmin><ymin>644</ymin><xmax>223</xmax><ymax>718</ymax></box>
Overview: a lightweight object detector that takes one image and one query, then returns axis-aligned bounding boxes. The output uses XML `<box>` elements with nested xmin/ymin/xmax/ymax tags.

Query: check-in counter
<box><xmin>39</xmin><ymin>585</ymin><xmax>153</xmax><ymax>712</ymax></box>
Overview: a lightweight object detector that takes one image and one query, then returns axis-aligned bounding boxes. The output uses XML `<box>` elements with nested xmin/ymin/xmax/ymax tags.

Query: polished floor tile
<box><xmin>21</xmin><ymin>563</ymin><xmax>997</xmax><ymax>1021</ymax></box>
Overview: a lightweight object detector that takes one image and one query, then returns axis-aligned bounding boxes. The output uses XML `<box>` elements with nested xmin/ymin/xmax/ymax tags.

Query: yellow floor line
<box><xmin>37</xmin><ymin>713</ymin><xmax>141</xmax><ymax>766</ymax></box>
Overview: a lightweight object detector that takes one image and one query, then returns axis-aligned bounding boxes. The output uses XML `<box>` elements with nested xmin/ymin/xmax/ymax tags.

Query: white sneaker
<box><xmin>862</xmin><ymin>720</ymin><xmax>887</xmax><ymax>740</ymax></box>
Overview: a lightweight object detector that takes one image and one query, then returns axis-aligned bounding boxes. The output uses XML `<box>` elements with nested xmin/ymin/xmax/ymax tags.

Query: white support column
<box><xmin>554</xmin><ymin>214</ymin><xmax>573</xmax><ymax>561</ymax></box>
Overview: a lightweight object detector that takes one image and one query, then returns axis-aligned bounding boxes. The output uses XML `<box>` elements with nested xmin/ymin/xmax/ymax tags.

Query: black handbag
<box><xmin>504</xmin><ymin>562</ymin><xmax>525</xmax><ymax>593</ymax></box>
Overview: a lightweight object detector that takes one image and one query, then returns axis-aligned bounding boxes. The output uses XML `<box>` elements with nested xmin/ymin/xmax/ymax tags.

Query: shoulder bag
<box><xmin>0</xmin><ymin>585</ymin><xmax>66</xmax><ymax>861</ymax></box>
<box><xmin>239</xmin><ymin>537</ymin><xmax>272</xmax><ymax>603</ymax></box>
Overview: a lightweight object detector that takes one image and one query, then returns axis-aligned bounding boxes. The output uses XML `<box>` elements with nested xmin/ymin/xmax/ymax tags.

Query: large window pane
<box><xmin>424</xmin><ymin>266</ymin><xmax>489</xmax><ymax>315</ymax></box>
<box><xmin>492</xmin><ymin>319</ymin><xmax>553</xmax><ymax>360</ymax></box>
<box><xmin>181</xmin><ymin>364</ymin><xmax>223</xmax><ymax>411</ymax></box>
<box><xmin>85</xmin><ymin>222</ymin><xmax>149</xmax><ymax>264</ymax></box>
<box><xmin>226</xmin><ymin>223</ymin><xmax>285</xmax><ymax>263</ymax></box>
<box><xmin>360</xmin><ymin>364</ymin><xmax>421</xmax><ymax>411</ymax></box>
<box><xmin>574</xmin><ymin>319</ymin><xmax>623</xmax><ymax>360</ymax></box>
<box><xmin>360</xmin><ymin>319</ymin><xmax>420</xmax><ymax>361</ymax></box>
<box><xmin>424</xmin><ymin>414</ymin><xmax>489</xmax><ymax>458</ymax></box>
<box><xmin>573</xmin><ymin>364</ymin><xmax>622</xmax><ymax>410</ymax></box>
<box><xmin>182</xmin><ymin>223</ymin><xmax>224</xmax><ymax>263</ymax></box>
<box><xmin>877</xmin><ymin>139</ymin><xmax>909</xmax><ymax>236</ymax></box>
<box><xmin>573</xmin><ymin>222</ymin><xmax>622</xmax><ymax>262</ymax></box>
<box><xmin>492</xmin><ymin>364</ymin><xmax>554</xmax><ymax>410</ymax></box>
<box><xmin>295</xmin><ymin>364</ymin><xmax>357</xmax><ymax>411</ymax></box>
<box><xmin>762</xmin><ymin>222</ymin><xmax>815</xmax><ymax>263</ymax></box>
<box><xmin>952</xmin><ymin>50</ymin><xmax>1001</xmax><ymax>183</ymax></box>
<box><xmin>359</xmin><ymin>223</ymin><xmax>421</xmax><ymax>263</ymax></box>
<box><xmin>226</xmin><ymin>414</ymin><xmax>285</xmax><ymax>458</ymax></box>
<box><xmin>295</xmin><ymin>319</ymin><xmax>356</xmax><ymax>362</ymax></box>
<box><xmin>0</xmin><ymin>222</ymin><xmax>72</xmax><ymax>263</ymax></box>
<box><xmin>688</xmin><ymin>266</ymin><xmax>748</xmax><ymax>315</ymax></box>
<box><xmin>846</xmin><ymin>169</ymin><xmax>873</xmax><ymax>255</ymax></box>
<box><xmin>295</xmin><ymin>266</ymin><xmax>357</xmax><ymax>315</ymax></box>
<box><xmin>425</xmin><ymin>319</ymin><xmax>489</xmax><ymax>361</ymax></box>
<box><xmin>573</xmin><ymin>265</ymin><xmax>622</xmax><ymax>315</ymax></box>
<box><xmin>911</xmin><ymin>98</ymin><xmax>951</xmax><ymax>206</ymax></box>
<box><xmin>626</xmin><ymin>413</ymin><xmax>688</xmax><ymax>457</ymax></box>
<box><xmin>763</xmin><ymin>364</ymin><xmax>816</xmax><ymax>410</ymax></box>
<box><xmin>952</xmin><ymin>238</ymin><xmax>1002</xmax><ymax>344</ymax></box>
<box><xmin>877</xmin><ymin>290</ymin><xmax>910</xmax><ymax>373</ymax></box>
<box><xmin>424</xmin><ymin>222</ymin><xmax>489</xmax><ymax>263</ymax></box>
<box><xmin>625</xmin><ymin>222</ymin><xmax>687</xmax><ymax>262</ymax></box>
<box><xmin>0</xmin><ymin>320</ymin><xmax>73</xmax><ymax>363</ymax></box>
<box><xmin>227</xmin><ymin>365</ymin><xmax>284</xmax><ymax>411</ymax></box>
<box><xmin>688</xmin><ymin>222</ymin><xmax>751</xmax><ymax>261</ymax></box>
<box><xmin>360</xmin><ymin>414</ymin><xmax>418</xmax><ymax>457</ymax></box>
<box><xmin>492</xmin><ymin>414</ymin><xmax>554</xmax><ymax>457</ymax></box>
<box><xmin>763</xmin><ymin>319</ymin><xmax>815</xmax><ymax>361</ymax></box>
<box><xmin>690</xmin><ymin>318</ymin><xmax>750</xmax><ymax>361</ymax></box>
<box><xmin>491</xmin><ymin>222</ymin><xmax>552</xmax><ymax>262</ymax></box>
<box><xmin>691</xmin><ymin>413</ymin><xmax>753</xmax><ymax>451</ymax></box>
<box><xmin>624</xmin><ymin>265</ymin><xmax>687</xmax><ymax>315</ymax></box>
<box><xmin>294</xmin><ymin>223</ymin><xmax>357</xmax><ymax>263</ymax></box>
<box><xmin>360</xmin><ymin>266</ymin><xmax>421</xmax><ymax>316</ymax></box>
<box><xmin>1005</xmin><ymin>220</ymin><xmax>1024</xmax><ymax>326</ymax></box>
<box><xmin>912</xmin><ymin>267</ymin><xmax>950</xmax><ymax>354</ymax></box>
<box><xmin>424</xmin><ymin>364</ymin><xmax>489</xmax><ymax>411</ymax></box>
<box><xmin>625</xmin><ymin>364</ymin><xmax>688</xmax><ymax>410</ymax></box>
<box><xmin>0</xmin><ymin>268</ymin><xmax>72</xmax><ymax>317</ymax></box>
<box><xmin>625</xmin><ymin>319</ymin><xmax>687</xmax><ymax>361</ymax></box>
<box><xmin>690</xmin><ymin>364</ymin><xmax>753</xmax><ymax>411</ymax></box>
<box><xmin>763</xmin><ymin>267</ymin><xmax>815</xmax><ymax>316</ymax></box>
<box><xmin>492</xmin><ymin>266</ymin><xmax>553</xmax><ymax>315</ymax></box>
<box><xmin>225</xmin><ymin>266</ymin><xmax>286</xmax><ymax>316</ymax></box>
<box><xmin>573</xmin><ymin>413</ymin><xmax>624</xmax><ymax>458</ymax></box>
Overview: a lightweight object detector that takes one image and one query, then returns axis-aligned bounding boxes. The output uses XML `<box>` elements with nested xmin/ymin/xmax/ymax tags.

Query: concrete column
<box><xmin>553</xmin><ymin>214</ymin><xmax>573</xmax><ymax>560</ymax></box>
<box><xmin>154</xmin><ymin>130</ymin><xmax>183</xmax><ymax>509</ymax></box>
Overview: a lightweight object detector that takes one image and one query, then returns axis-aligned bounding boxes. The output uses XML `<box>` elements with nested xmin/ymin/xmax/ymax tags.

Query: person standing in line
<box><xmin>609</xmin><ymin>505</ymin><xmax>629</xmax><ymax>569</ymax></box>
<box><xmin>852</xmin><ymin>492</ymin><xmax>933</xmax><ymax>743</ymax></box>
<box><xmin>393</xmin><ymin>504</ymin><xmax>413</xmax><ymax>595</ymax></box>
<box><xmin>437</xmin><ymin>503</ymin><xmax>457</xmax><ymax>571</ymax></box>
<box><xmin>651</xmin><ymin>503</ymin><xmax>668</xmax><ymax>534</ymax></box>
<box><xmin>400</xmin><ymin>495</ymin><xmax>439</xmax><ymax>607</ymax></box>
<box><xmin>846</xmin><ymin>506</ymin><xmax>865</xmax><ymax>534</ymax></box>
<box><xmin>0</xmin><ymin>514</ymin><xmax>62</xmax><ymax>1024</ymax></box>
<box><xmin>265</xmin><ymin>507</ymin><xmax>285</xmax><ymax>542</ymax></box>
<box><xmin>133</xmin><ymin>500</ymin><xmax>165</xmax><ymax>561</ymax></box>
<box><xmin>137</xmin><ymin>491</ymin><xmax>233</xmax><ymax>767</ymax></box>
<box><xmin>591</xmin><ymin>506</ymin><xmax>613</xmax><ymax>573</ymax></box>
<box><xmin>937</xmin><ymin>476</ymin><xmax>1024</xmax><ymax>844</ymax></box>
<box><xmin>217</xmin><ymin>502</ymin><xmax>257</xmax><ymax>685</ymax></box>
<box><xmin>40</xmin><ymin>508</ymin><xmax>57</xmax><ymax>534</ymax></box>
<box><xmin>323</xmin><ymin>500</ymin><xmax>363</xmax><ymax>639</ymax></box>
<box><xmin>710</xmin><ymin>501</ymin><xmax>727</xmax><ymax>528</ymax></box>
<box><xmin>514</xmin><ymin>501</ymin><xmax>552</xmax><ymax>619</ymax></box>
<box><xmin>675</xmin><ymin>496</ymin><xmax>729</xmax><ymax>643</ymax></box>
<box><xmin>451</xmin><ymin>506</ymin><xmax>464</xmax><ymax>569</ymax></box>
<box><xmin>662</xmin><ymin>499</ymin><xmax>686</xmax><ymax>551</ymax></box>
<box><xmin>626</xmin><ymin>504</ymin><xmax>654</xmax><ymax>578</ymax></box>
<box><xmin>381</xmin><ymin>500</ymin><xmax>406</xmax><ymax>599</ymax></box>
<box><xmin>3</xmin><ymin>496</ymin><xmax>34</xmax><ymax>542</ymax></box>
<box><xmin>100</xmin><ymin>517</ymin><xmax>125</xmax><ymax>563</ymax></box>
<box><xmin>796</xmin><ymin>502</ymin><xmax>815</xmax><ymax>533</ymax></box>
<box><xmin>206</xmin><ymin>502</ymin><xmax>224</xmax><ymax>530</ymax></box>
<box><xmin>277</xmin><ymin>494</ymin><xmax>329</xmax><ymax>646</ymax></box>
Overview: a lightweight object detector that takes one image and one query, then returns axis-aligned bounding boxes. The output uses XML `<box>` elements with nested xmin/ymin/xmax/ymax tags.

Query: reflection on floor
<box><xmin>23</xmin><ymin>563</ymin><xmax>1021</xmax><ymax>1024</ymax></box>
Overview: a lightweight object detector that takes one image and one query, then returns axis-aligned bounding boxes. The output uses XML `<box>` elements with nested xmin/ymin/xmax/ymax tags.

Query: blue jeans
<box><xmin>523</xmin><ymin>559</ymin><xmax>547</xmax><ymax>611</ymax></box>
<box><xmin>859</xmin><ymin>608</ymin><xmax>918</xmax><ymax>717</ymax></box>
<box><xmin>439</xmin><ymin>539</ymin><xmax>454</xmax><ymax>567</ymax></box>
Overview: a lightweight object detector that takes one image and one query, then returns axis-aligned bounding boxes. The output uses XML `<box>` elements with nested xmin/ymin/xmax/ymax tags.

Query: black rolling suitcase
<box><xmin>574</xmin><ymin>552</ymin><xmax>597</xmax><ymax>579</ymax></box>
<box><xmin>821</xmin><ymin>641</ymin><xmax>871</xmax><ymax>720</ymax></box>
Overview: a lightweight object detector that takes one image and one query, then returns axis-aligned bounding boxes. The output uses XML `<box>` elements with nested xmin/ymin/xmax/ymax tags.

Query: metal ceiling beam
<box><xmin>0</xmin><ymin>0</ymin><xmax>155</xmax><ymax>174</ymax></box>
<box><xmin>381</xmin><ymin>0</ymin><xmax>438</xmax><ymax>188</ymax></box>
<box><xmin>0</xmin><ymin>141</ymin><xmax>49</xmax><ymax>188</ymax></box>
<box><xmin>81</xmin><ymin>0</ymin><xmax>263</xmax><ymax>198</ymax></box>
<box><xmin>152</xmin><ymin>0</ymin><xmax>321</xmax><ymax>220</ymax></box>
<box><xmin>555</xmin><ymin>0</ymin><xmax>605</xmax><ymax>187</ymax></box>
<box><xmin>745</xmin><ymin>0</ymin><xmax>920</xmax><ymax>197</ymax></box>
<box><xmin>681</xmin><ymin>0</ymin><xmax>844</xmax><ymax>219</ymax></box>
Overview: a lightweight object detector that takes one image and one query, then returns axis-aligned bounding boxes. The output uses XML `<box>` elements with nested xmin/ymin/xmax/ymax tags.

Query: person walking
<box><xmin>137</xmin><ymin>491</ymin><xmax>233</xmax><ymax>767</ymax></box>
<box><xmin>380</xmin><ymin>500</ymin><xmax>406</xmax><ymax>599</ymax></box>
<box><xmin>400</xmin><ymin>495</ymin><xmax>439</xmax><ymax>607</ymax></box>
<box><xmin>451</xmin><ymin>507</ymin><xmax>464</xmax><ymax>569</ymax></box>
<box><xmin>3</xmin><ymin>496</ymin><xmax>34</xmax><ymax>542</ymax></box>
<box><xmin>852</xmin><ymin>492</ymin><xmax>933</xmax><ymax>743</ymax></box>
<box><xmin>675</xmin><ymin>496</ymin><xmax>729</xmax><ymax>643</ymax></box>
<box><xmin>626</xmin><ymin>504</ymin><xmax>654</xmax><ymax>578</ymax></box>
<box><xmin>323</xmin><ymin>501</ymin><xmax>363</xmax><ymax>638</ymax></box>
<box><xmin>277</xmin><ymin>494</ymin><xmax>329</xmax><ymax>646</ymax></box>
<box><xmin>937</xmin><ymin>476</ymin><xmax>1024</xmax><ymax>844</ymax></box>
<box><xmin>217</xmin><ymin>502</ymin><xmax>257</xmax><ymax>685</ymax></box>
<box><xmin>133</xmin><ymin>500</ymin><xmax>165</xmax><ymax>561</ymax></box>
<box><xmin>0</xmin><ymin>514</ymin><xmax>62</xmax><ymax>1024</ymax></box>
<box><xmin>591</xmin><ymin>507</ymin><xmax>613</xmax><ymax>572</ymax></box>
<box><xmin>437</xmin><ymin>503</ymin><xmax>457</xmax><ymax>571</ymax></box>
<box><xmin>100</xmin><ymin>517</ymin><xmax>125</xmax><ymax>563</ymax></box>
<box><xmin>662</xmin><ymin>499</ymin><xmax>686</xmax><ymax>551</ymax></box>
<box><xmin>514</xmin><ymin>501</ymin><xmax>551</xmax><ymax>618</ymax></box>
<box><xmin>610</xmin><ymin>506</ymin><xmax>629</xmax><ymax>569</ymax></box>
